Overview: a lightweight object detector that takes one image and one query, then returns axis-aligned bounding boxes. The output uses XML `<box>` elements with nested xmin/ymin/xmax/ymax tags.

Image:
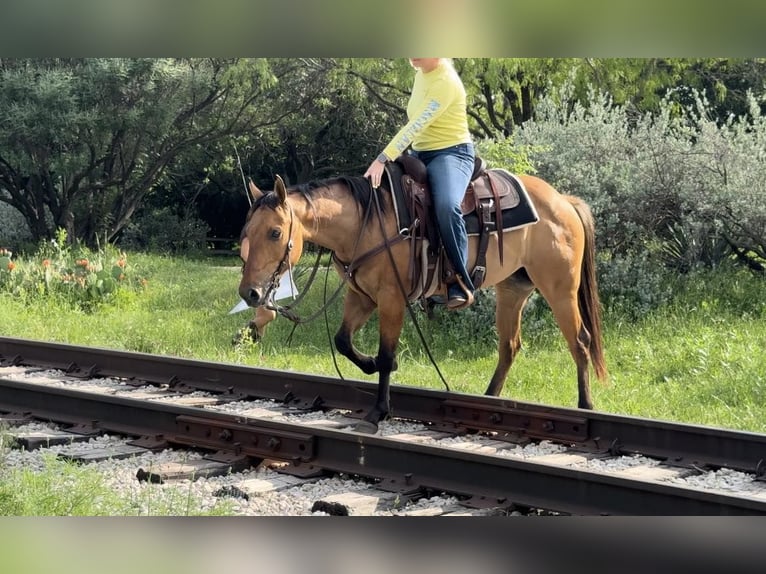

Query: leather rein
<box><xmin>258</xmin><ymin>180</ymin><xmax>450</xmax><ymax>391</ymax></box>
<box><xmin>262</xmin><ymin>187</ymin><xmax>407</xmax><ymax>326</ymax></box>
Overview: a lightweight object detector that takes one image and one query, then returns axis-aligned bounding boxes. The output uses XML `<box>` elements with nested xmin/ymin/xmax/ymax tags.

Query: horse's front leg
<box><xmin>232</xmin><ymin>306</ymin><xmax>277</xmax><ymax>345</ymax></box>
<box><xmin>355</xmin><ymin>297</ymin><xmax>406</xmax><ymax>434</ymax></box>
<box><xmin>334</xmin><ymin>289</ymin><xmax>378</xmax><ymax>375</ymax></box>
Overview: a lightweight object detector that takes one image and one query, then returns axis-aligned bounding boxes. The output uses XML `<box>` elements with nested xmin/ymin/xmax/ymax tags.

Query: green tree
<box><xmin>0</xmin><ymin>58</ymin><xmax>278</xmax><ymax>245</ymax></box>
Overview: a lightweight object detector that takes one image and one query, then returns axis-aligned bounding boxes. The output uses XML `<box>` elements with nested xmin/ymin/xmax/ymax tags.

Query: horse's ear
<box><xmin>248</xmin><ymin>179</ymin><xmax>263</xmax><ymax>203</ymax></box>
<box><xmin>274</xmin><ymin>174</ymin><xmax>287</xmax><ymax>204</ymax></box>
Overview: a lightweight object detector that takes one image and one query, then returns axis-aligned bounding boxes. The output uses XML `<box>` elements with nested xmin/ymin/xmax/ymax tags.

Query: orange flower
<box><xmin>42</xmin><ymin>259</ymin><xmax>51</xmax><ymax>267</ymax></box>
<box><xmin>140</xmin><ymin>278</ymin><xmax>148</xmax><ymax>287</ymax></box>
<box><xmin>118</xmin><ymin>273</ymin><xmax>125</xmax><ymax>281</ymax></box>
<box><xmin>7</xmin><ymin>261</ymin><xmax>15</xmax><ymax>271</ymax></box>
<box><xmin>117</xmin><ymin>258</ymin><xmax>126</xmax><ymax>268</ymax></box>
<box><xmin>76</xmin><ymin>258</ymin><xmax>89</xmax><ymax>267</ymax></box>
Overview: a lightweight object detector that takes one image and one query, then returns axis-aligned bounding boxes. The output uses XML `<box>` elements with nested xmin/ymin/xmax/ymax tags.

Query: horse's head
<box><xmin>238</xmin><ymin>175</ymin><xmax>304</xmax><ymax>308</ymax></box>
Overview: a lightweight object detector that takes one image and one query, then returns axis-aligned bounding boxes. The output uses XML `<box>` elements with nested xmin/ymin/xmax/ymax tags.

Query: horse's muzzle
<box><xmin>239</xmin><ymin>284</ymin><xmax>265</xmax><ymax>307</ymax></box>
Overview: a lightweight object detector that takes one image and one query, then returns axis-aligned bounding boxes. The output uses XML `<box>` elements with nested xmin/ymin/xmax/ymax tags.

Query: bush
<box><xmin>512</xmin><ymin>81</ymin><xmax>766</xmax><ymax>316</ymax></box>
<box><xmin>425</xmin><ymin>288</ymin><xmax>499</xmax><ymax>350</ymax></box>
<box><xmin>119</xmin><ymin>207</ymin><xmax>210</xmax><ymax>254</ymax></box>
<box><xmin>0</xmin><ymin>201</ymin><xmax>33</xmax><ymax>248</ymax></box>
<box><xmin>0</xmin><ymin>228</ymin><xmax>147</xmax><ymax>311</ymax></box>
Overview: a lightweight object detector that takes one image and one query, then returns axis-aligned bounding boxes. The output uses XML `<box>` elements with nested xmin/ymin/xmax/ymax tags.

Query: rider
<box><xmin>364</xmin><ymin>58</ymin><xmax>476</xmax><ymax>310</ymax></box>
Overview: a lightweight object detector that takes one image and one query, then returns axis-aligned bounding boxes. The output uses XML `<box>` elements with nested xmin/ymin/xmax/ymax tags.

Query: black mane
<box><xmin>295</xmin><ymin>175</ymin><xmax>382</xmax><ymax>215</ymax></box>
<box><xmin>240</xmin><ymin>174</ymin><xmax>385</xmax><ymax>240</ymax></box>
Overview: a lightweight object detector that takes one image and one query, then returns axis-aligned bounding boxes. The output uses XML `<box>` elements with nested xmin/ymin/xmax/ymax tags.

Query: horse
<box><xmin>238</xmin><ymin>169</ymin><xmax>607</xmax><ymax>433</ymax></box>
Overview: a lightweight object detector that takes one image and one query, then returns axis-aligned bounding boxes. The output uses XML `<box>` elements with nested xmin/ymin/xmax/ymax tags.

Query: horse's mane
<box><xmin>295</xmin><ymin>175</ymin><xmax>385</xmax><ymax>216</ymax></box>
<box><xmin>240</xmin><ymin>174</ymin><xmax>385</xmax><ymax>240</ymax></box>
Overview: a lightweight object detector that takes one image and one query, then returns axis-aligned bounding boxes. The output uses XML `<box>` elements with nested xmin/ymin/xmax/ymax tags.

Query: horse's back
<box><xmin>507</xmin><ymin>174</ymin><xmax>589</xmax><ymax>273</ymax></box>
<box><xmin>516</xmin><ymin>174</ymin><xmax>585</xmax><ymax>232</ymax></box>
<box><xmin>518</xmin><ymin>174</ymin><xmax>567</xmax><ymax>208</ymax></box>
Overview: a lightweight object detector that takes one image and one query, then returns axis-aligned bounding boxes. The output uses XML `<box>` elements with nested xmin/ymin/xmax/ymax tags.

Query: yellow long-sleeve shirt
<box><xmin>381</xmin><ymin>61</ymin><xmax>471</xmax><ymax>160</ymax></box>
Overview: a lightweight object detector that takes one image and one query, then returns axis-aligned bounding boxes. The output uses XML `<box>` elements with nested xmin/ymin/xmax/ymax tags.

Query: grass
<box><xmin>0</xmin><ymin>430</ymin><xmax>234</xmax><ymax>516</ymax></box>
<box><xmin>1</xmin><ymin>251</ymin><xmax>765</xmax><ymax>436</ymax></box>
<box><xmin>1</xmin><ymin>249</ymin><xmax>765</xmax><ymax>515</ymax></box>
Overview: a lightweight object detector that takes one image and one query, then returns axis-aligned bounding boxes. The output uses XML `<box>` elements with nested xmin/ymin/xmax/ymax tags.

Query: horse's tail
<box><xmin>567</xmin><ymin>196</ymin><xmax>608</xmax><ymax>382</ymax></box>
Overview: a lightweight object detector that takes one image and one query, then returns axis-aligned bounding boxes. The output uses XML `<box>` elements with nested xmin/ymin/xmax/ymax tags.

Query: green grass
<box><xmin>1</xmin><ymin>250</ymin><xmax>765</xmax><ymax>515</ymax></box>
<box><xmin>0</xmin><ymin>431</ymin><xmax>234</xmax><ymax>516</ymax></box>
<box><xmin>2</xmin><ymin>251</ymin><xmax>765</xmax><ymax>435</ymax></box>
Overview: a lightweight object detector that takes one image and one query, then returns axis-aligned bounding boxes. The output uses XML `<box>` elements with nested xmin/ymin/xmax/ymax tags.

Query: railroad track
<box><xmin>2</xmin><ymin>335</ymin><xmax>766</xmax><ymax>515</ymax></box>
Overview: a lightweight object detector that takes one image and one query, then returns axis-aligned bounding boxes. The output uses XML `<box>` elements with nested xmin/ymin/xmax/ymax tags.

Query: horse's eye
<box><xmin>270</xmin><ymin>229</ymin><xmax>282</xmax><ymax>240</ymax></box>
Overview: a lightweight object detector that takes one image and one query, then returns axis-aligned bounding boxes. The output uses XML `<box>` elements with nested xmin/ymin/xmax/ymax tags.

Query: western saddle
<box><xmin>386</xmin><ymin>153</ymin><xmax>523</xmax><ymax>302</ymax></box>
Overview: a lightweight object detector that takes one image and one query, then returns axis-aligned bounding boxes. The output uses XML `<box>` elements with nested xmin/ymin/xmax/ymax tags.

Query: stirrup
<box><xmin>447</xmin><ymin>275</ymin><xmax>474</xmax><ymax>311</ymax></box>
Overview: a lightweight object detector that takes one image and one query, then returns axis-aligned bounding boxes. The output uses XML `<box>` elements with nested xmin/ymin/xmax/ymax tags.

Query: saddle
<box><xmin>386</xmin><ymin>154</ymin><xmax>537</xmax><ymax>300</ymax></box>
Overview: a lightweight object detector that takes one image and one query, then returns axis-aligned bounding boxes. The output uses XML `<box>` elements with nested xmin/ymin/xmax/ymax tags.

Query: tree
<box><xmin>0</xmin><ymin>58</ymin><xmax>279</xmax><ymax>245</ymax></box>
<box><xmin>250</xmin><ymin>58</ymin><xmax>413</xmax><ymax>183</ymax></box>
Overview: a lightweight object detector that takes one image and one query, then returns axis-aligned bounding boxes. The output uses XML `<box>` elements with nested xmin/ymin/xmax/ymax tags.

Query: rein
<box><xmin>256</xmin><ymin>180</ymin><xmax>451</xmax><ymax>392</ymax></box>
<box><xmin>369</xmin><ymin>180</ymin><xmax>451</xmax><ymax>392</ymax></box>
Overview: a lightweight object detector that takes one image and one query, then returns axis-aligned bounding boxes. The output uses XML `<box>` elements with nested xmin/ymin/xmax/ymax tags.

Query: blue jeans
<box><xmin>412</xmin><ymin>143</ymin><xmax>476</xmax><ymax>293</ymax></box>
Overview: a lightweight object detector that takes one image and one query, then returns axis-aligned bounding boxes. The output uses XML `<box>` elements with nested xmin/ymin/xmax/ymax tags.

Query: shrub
<box><xmin>119</xmin><ymin>207</ymin><xmax>210</xmax><ymax>254</ymax></box>
<box><xmin>0</xmin><ymin>201</ymin><xmax>33</xmax><ymax>248</ymax></box>
<box><xmin>425</xmin><ymin>288</ymin><xmax>499</xmax><ymax>350</ymax></box>
<box><xmin>474</xmin><ymin>135</ymin><xmax>542</xmax><ymax>174</ymax></box>
<box><xmin>512</xmin><ymin>81</ymin><xmax>766</xmax><ymax>316</ymax></box>
<box><xmin>0</xmin><ymin>228</ymin><xmax>147</xmax><ymax>311</ymax></box>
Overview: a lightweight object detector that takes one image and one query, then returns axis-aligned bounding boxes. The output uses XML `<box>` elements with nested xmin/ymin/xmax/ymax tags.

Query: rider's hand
<box><xmin>363</xmin><ymin>154</ymin><xmax>387</xmax><ymax>189</ymax></box>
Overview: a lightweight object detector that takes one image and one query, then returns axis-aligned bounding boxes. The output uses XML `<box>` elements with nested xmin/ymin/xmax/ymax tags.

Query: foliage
<box><xmin>119</xmin><ymin>207</ymin><xmax>210</xmax><ymax>254</ymax></box>
<box><xmin>423</xmin><ymin>289</ymin><xmax>499</xmax><ymax>350</ymax></box>
<box><xmin>0</xmin><ymin>201</ymin><xmax>33</xmax><ymax>248</ymax></box>
<box><xmin>0</xmin><ymin>445</ymin><xmax>233</xmax><ymax>516</ymax></box>
<box><xmin>0</xmin><ymin>229</ymin><xmax>147</xmax><ymax>311</ymax></box>
<box><xmin>0</xmin><ymin>58</ymin><xmax>277</xmax><ymax>246</ymax></box>
<box><xmin>514</xmin><ymin>80</ymin><xmax>766</xmax><ymax>309</ymax></box>
<box><xmin>474</xmin><ymin>135</ymin><xmax>542</xmax><ymax>174</ymax></box>
<box><xmin>0</xmin><ymin>452</ymin><xmax>124</xmax><ymax>516</ymax></box>
<box><xmin>2</xmin><ymin>252</ymin><xmax>765</xmax><ymax>434</ymax></box>
<box><xmin>4</xmin><ymin>58</ymin><xmax>765</xmax><ymax>250</ymax></box>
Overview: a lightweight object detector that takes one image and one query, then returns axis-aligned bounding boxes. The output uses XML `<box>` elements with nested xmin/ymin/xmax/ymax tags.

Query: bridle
<box><xmin>259</xmin><ymin>201</ymin><xmax>296</xmax><ymax>309</ymax></box>
<box><xmin>252</xmin><ymin>197</ymin><xmax>345</xmax><ymax>326</ymax></box>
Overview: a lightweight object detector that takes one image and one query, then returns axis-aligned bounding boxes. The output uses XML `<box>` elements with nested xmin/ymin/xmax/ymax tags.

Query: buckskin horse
<box><xmin>238</xmin><ymin>161</ymin><xmax>607</xmax><ymax>433</ymax></box>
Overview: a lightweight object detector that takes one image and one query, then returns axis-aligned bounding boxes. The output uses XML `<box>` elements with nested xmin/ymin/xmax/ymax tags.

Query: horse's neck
<box><xmin>292</xmin><ymin>195</ymin><xmax>363</xmax><ymax>258</ymax></box>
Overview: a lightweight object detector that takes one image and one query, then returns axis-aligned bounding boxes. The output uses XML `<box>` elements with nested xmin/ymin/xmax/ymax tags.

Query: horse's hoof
<box><xmin>353</xmin><ymin>420</ymin><xmax>379</xmax><ymax>434</ymax></box>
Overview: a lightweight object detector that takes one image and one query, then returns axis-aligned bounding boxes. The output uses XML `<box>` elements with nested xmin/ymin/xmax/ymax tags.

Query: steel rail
<box><xmin>0</xmin><ymin>377</ymin><xmax>765</xmax><ymax>515</ymax></box>
<box><xmin>2</xmin><ymin>336</ymin><xmax>766</xmax><ymax>476</ymax></box>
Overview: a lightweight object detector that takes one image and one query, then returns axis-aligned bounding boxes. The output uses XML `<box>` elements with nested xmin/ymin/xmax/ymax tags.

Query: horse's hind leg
<box><xmin>334</xmin><ymin>289</ymin><xmax>379</xmax><ymax>375</ymax></box>
<box><xmin>536</xmin><ymin>282</ymin><xmax>594</xmax><ymax>410</ymax></box>
<box><xmin>486</xmin><ymin>274</ymin><xmax>535</xmax><ymax>396</ymax></box>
